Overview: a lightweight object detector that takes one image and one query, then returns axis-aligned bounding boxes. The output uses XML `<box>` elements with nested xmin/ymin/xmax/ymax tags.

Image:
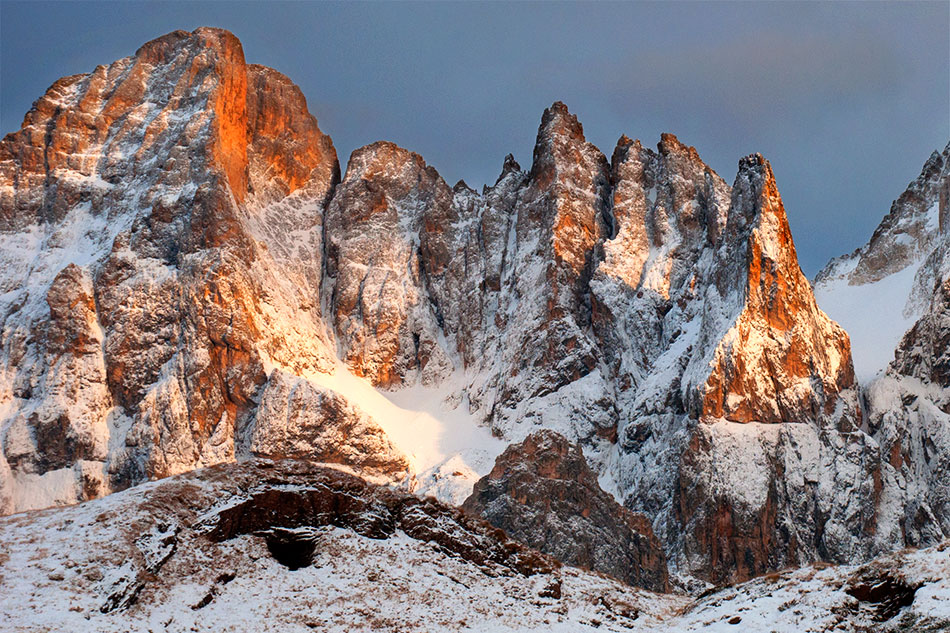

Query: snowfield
<box><xmin>814</xmin><ymin>260</ymin><xmax>920</xmax><ymax>383</ymax></box>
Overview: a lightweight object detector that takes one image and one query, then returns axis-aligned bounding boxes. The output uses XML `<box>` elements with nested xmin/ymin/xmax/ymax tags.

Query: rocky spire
<box><xmin>694</xmin><ymin>153</ymin><xmax>857</xmax><ymax>425</ymax></box>
<box><xmin>322</xmin><ymin>141</ymin><xmax>455</xmax><ymax>386</ymax></box>
<box><xmin>494</xmin><ymin>153</ymin><xmax>522</xmax><ymax>185</ymax></box>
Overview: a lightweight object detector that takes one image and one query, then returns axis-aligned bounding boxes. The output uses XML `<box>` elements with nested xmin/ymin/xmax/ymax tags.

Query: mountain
<box><xmin>815</xmin><ymin>143</ymin><xmax>950</xmax><ymax>549</ymax></box>
<box><xmin>2</xmin><ymin>460</ymin><xmax>948</xmax><ymax>632</ymax></box>
<box><xmin>1</xmin><ymin>26</ymin><xmax>948</xmax><ymax>596</ymax></box>
<box><xmin>815</xmin><ymin>143</ymin><xmax>950</xmax><ymax>382</ymax></box>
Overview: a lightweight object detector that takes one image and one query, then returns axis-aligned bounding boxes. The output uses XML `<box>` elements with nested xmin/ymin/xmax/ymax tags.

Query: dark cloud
<box><xmin>1</xmin><ymin>1</ymin><xmax>947</xmax><ymax>275</ymax></box>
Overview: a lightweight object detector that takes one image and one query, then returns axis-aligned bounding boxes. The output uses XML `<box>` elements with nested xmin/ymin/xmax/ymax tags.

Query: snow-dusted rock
<box><xmin>323</xmin><ymin>141</ymin><xmax>456</xmax><ymax>387</ymax></box>
<box><xmin>243</xmin><ymin>370</ymin><xmax>410</xmax><ymax>481</ymax></box>
<box><xmin>0</xmin><ymin>27</ymin><xmax>407</xmax><ymax>514</ymax></box>
<box><xmin>3</xmin><ymin>26</ymin><xmax>943</xmax><ymax>590</ymax></box>
<box><xmin>815</xmin><ymin>142</ymin><xmax>950</xmax><ymax>382</ymax></box>
<box><xmin>816</xmin><ymin>142</ymin><xmax>950</xmax><ymax>554</ymax></box>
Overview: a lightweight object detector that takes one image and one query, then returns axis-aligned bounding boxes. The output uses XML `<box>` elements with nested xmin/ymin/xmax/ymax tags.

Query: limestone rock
<box><xmin>2</xmin><ymin>26</ymin><xmax>941</xmax><ymax>591</ymax></box>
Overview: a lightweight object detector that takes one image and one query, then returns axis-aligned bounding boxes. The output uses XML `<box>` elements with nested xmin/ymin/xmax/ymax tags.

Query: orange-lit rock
<box><xmin>0</xmin><ymin>27</ymin><xmax>363</xmax><ymax>514</ymax></box>
<box><xmin>245</xmin><ymin>64</ymin><xmax>339</xmax><ymax>206</ymax></box>
<box><xmin>698</xmin><ymin>154</ymin><xmax>857</xmax><ymax>426</ymax></box>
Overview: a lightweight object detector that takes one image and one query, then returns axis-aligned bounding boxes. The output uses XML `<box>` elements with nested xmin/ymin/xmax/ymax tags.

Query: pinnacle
<box><xmin>134</xmin><ymin>27</ymin><xmax>244</xmax><ymax>65</ymax></box>
<box><xmin>538</xmin><ymin>100</ymin><xmax>583</xmax><ymax>139</ymax></box>
<box><xmin>495</xmin><ymin>153</ymin><xmax>522</xmax><ymax>184</ymax></box>
<box><xmin>739</xmin><ymin>153</ymin><xmax>769</xmax><ymax>170</ymax></box>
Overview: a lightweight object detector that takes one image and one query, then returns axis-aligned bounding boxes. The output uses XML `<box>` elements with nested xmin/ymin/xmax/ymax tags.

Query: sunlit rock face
<box><xmin>696</xmin><ymin>154</ymin><xmax>857</xmax><ymax>425</ymax></box>
<box><xmin>1</xmin><ymin>26</ymin><xmax>940</xmax><ymax>587</ymax></box>
<box><xmin>0</xmin><ymin>27</ymin><xmax>409</xmax><ymax>516</ymax></box>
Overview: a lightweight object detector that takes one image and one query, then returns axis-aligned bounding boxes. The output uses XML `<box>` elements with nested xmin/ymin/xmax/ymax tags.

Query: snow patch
<box><xmin>814</xmin><ymin>262</ymin><xmax>920</xmax><ymax>383</ymax></box>
<box><xmin>306</xmin><ymin>363</ymin><xmax>505</xmax><ymax>504</ymax></box>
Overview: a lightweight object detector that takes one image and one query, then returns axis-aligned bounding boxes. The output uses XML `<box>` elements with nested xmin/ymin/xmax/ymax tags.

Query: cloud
<box><xmin>586</xmin><ymin>29</ymin><xmax>902</xmax><ymax>132</ymax></box>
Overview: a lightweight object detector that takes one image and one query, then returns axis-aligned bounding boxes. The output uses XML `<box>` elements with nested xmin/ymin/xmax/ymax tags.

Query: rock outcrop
<box><xmin>463</xmin><ymin>430</ymin><xmax>668</xmax><ymax>592</ymax></box>
<box><xmin>323</xmin><ymin>141</ymin><xmax>455</xmax><ymax>387</ymax></box>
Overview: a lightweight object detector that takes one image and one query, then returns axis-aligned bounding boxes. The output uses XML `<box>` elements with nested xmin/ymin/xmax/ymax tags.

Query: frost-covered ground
<box><xmin>2</xmin><ymin>461</ymin><xmax>948</xmax><ymax>633</ymax></box>
<box><xmin>0</xmin><ymin>461</ymin><xmax>687</xmax><ymax>632</ymax></box>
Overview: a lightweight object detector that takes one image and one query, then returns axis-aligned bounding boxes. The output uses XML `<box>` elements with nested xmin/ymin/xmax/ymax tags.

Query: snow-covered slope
<box><xmin>674</xmin><ymin>542</ymin><xmax>950</xmax><ymax>632</ymax></box>
<box><xmin>0</xmin><ymin>460</ymin><xmax>689</xmax><ymax>632</ymax></box>
<box><xmin>814</xmin><ymin>260</ymin><xmax>921</xmax><ymax>382</ymax></box>
<box><xmin>2</xmin><ymin>460</ymin><xmax>948</xmax><ymax>633</ymax></box>
<box><xmin>815</xmin><ymin>142</ymin><xmax>950</xmax><ymax>383</ymax></box>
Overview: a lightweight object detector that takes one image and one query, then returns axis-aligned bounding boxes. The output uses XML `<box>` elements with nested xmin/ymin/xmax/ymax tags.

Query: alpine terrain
<box><xmin>1</xmin><ymin>28</ymin><xmax>949</xmax><ymax>631</ymax></box>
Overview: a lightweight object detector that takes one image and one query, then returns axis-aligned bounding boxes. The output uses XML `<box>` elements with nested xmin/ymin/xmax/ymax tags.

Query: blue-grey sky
<box><xmin>2</xmin><ymin>1</ymin><xmax>948</xmax><ymax>275</ymax></box>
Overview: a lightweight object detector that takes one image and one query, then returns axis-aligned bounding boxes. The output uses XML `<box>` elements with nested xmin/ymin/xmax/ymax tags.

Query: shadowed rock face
<box><xmin>463</xmin><ymin>430</ymin><xmax>668</xmax><ymax>592</ymax></box>
<box><xmin>818</xmin><ymin>143</ymin><xmax>950</xmax><ymax>556</ymax></box>
<box><xmin>893</xmin><ymin>277</ymin><xmax>950</xmax><ymax>388</ymax></box>
<box><xmin>866</xmin><ymin>275</ymin><xmax>950</xmax><ymax>549</ymax></box>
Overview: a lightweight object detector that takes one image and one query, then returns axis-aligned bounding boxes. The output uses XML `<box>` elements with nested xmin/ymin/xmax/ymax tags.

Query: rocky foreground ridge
<box><xmin>2</xmin><ymin>461</ymin><xmax>949</xmax><ymax>633</ymax></box>
<box><xmin>1</xmin><ymin>27</ymin><xmax>948</xmax><ymax>590</ymax></box>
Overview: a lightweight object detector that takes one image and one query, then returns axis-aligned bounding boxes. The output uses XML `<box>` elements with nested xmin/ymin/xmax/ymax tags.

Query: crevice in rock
<box><xmin>846</xmin><ymin>569</ymin><xmax>922</xmax><ymax>621</ymax></box>
<box><xmin>263</xmin><ymin>527</ymin><xmax>320</xmax><ymax>570</ymax></box>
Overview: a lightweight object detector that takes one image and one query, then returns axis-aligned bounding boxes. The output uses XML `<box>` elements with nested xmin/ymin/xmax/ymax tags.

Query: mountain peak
<box><xmin>535</xmin><ymin>100</ymin><xmax>586</xmax><ymax>148</ymax></box>
<box><xmin>134</xmin><ymin>27</ymin><xmax>242</xmax><ymax>60</ymax></box>
<box><xmin>494</xmin><ymin>152</ymin><xmax>522</xmax><ymax>184</ymax></box>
